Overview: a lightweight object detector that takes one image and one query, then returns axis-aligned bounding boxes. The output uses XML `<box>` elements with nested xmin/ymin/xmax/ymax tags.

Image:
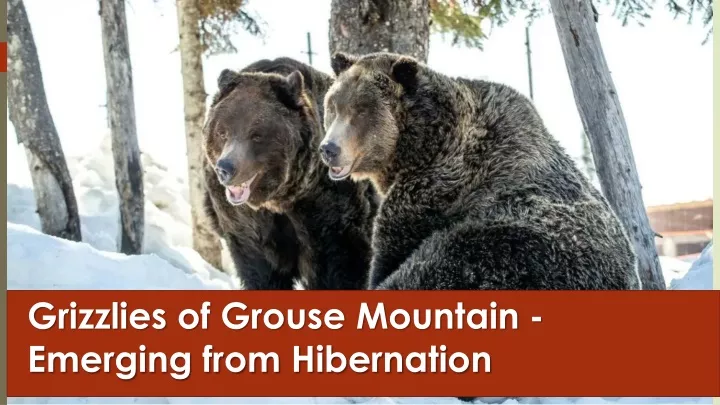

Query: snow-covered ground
<box><xmin>7</xmin><ymin>222</ymin><xmax>234</xmax><ymax>290</ymax></box>
<box><xmin>660</xmin><ymin>256</ymin><xmax>695</xmax><ymax>288</ymax></box>
<box><xmin>7</xmin><ymin>133</ymin><xmax>239</xmax><ymax>285</ymax></box>
<box><xmin>6</xmin><ymin>137</ymin><xmax>714</xmax><ymax>404</ymax></box>
<box><xmin>670</xmin><ymin>243</ymin><xmax>713</xmax><ymax>291</ymax></box>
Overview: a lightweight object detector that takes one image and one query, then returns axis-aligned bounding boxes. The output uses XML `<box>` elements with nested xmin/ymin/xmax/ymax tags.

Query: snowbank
<box><xmin>7</xmin><ymin>134</ymin><xmax>236</xmax><ymax>279</ymax></box>
<box><xmin>658</xmin><ymin>256</ymin><xmax>693</xmax><ymax>288</ymax></box>
<box><xmin>670</xmin><ymin>242</ymin><xmax>713</xmax><ymax>290</ymax></box>
<box><xmin>7</xmin><ymin>222</ymin><xmax>235</xmax><ymax>290</ymax></box>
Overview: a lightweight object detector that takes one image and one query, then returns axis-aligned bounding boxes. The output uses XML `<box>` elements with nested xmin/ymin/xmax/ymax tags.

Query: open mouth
<box><xmin>329</xmin><ymin>165</ymin><xmax>352</xmax><ymax>180</ymax></box>
<box><xmin>225</xmin><ymin>173</ymin><xmax>258</xmax><ymax>206</ymax></box>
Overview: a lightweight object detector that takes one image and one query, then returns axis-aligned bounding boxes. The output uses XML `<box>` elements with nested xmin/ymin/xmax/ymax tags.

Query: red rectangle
<box><xmin>0</xmin><ymin>42</ymin><xmax>6</xmax><ymax>72</ymax></box>
<box><xmin>7</xmin><ymin>290</ymin><xmax>720</xmax><ymax>397</ymax></box>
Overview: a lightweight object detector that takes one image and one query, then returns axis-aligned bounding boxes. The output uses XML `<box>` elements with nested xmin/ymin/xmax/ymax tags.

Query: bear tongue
<box><xmin>226</xmin><ymin>185</ymin><xmax>250</xmax><ymax>205</ymax></box>
<box><xmin>227</xmin><ymin>185</ymin><xmax>243</xmax><ymax>198</ymax></box>
<box><xmin>330</xmin><ymin>166</ymin><xmax>351</xmax><ymax>178</ymax></box>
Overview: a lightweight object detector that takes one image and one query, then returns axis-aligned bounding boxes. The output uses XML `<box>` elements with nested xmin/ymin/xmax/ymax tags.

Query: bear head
<box><xmin>319</xmin><ymin>51</ymin><xmax>421</xmax><ymax>188</ymax></box>
<box><xmin>203</xmin><ymin>68</ymin><xmax>319</xmax><ymax>211</ymax></box>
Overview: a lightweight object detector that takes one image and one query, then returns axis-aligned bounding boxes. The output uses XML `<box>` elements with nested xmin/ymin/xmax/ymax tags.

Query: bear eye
<box><xmin>251</xmin><ymin>133</ymin><xmax>263</xmax><ymax>142</ymax></box>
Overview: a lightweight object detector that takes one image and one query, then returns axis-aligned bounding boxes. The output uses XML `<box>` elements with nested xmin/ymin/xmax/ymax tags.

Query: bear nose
<box><xmin>215</xmin><ymin>158</ymin><xmax>236</xmax><ymax>184</ymax></box>
<box><xmin>320</xmin><ymin>142</ymin><xmax>341</xmax><ymax>162</ymax></box>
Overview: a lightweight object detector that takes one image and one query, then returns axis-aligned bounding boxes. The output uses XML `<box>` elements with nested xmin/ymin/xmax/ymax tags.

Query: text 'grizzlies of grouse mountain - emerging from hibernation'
<box><xmin>25</xmin><ymin>300</ymin><xmax>540</xmax><ymax>379</ymax></box>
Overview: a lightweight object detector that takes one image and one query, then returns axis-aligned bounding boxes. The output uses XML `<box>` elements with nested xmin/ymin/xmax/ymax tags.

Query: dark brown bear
<box><xmin>319</xmin><ymin>51</ymin><xmax>641</xmax><ymax>291</ymax></box>
<box><xmin>202</xmin><ymin>57</ymin><xmax>377</xmax><ymax>290</ymax></box>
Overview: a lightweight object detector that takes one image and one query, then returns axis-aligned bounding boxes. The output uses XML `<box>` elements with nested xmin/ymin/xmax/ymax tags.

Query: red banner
<box><xmin>7</xmin><ymin>290</ymin><xmax>720</xmax><ymax>397</ymax></box>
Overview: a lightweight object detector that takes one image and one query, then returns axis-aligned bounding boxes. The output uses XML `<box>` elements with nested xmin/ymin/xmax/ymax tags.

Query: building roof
<box><xmin>647</xmin><ymin>199</ymin><xmax>712</xmax><ymax>234</ymax></box>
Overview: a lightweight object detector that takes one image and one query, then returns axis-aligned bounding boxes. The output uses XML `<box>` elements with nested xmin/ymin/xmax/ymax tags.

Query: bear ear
<box><xmin>286</xmin><ymin>70</ymin><xmax>305</xmax><ymax>101</ymax></box>
<box><xmin>390</xmin><ymin>57</ymin><xmax>419</xmax><ymax>88</ymax></box>
<box><xmin>217</xmin><ymin>69</ymin><xmax>239</xmax><ymax>89</ymax></box>
<box><xmin>331</xmin><ymin>52</ymin><xmax>359</xmax><ymax>76</ymax></box>
<box><xmin>272</xmin><ymin>70</ymin><xmax>305</xmax><ymax>109</ymax></box>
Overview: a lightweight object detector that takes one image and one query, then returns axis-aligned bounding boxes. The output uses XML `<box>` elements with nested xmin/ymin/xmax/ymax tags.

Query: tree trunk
<box><xmin>99</xmin><ymin>0</ymin><xmax>145</xmax><ymax>255</ymax></box>
<box><xmin>329</xmin><ymin>0</ymin><xmax>430</xmax><ymax>62</ymax></box>
<box><xmin>549</xmin><ymin>0</ymin><xmax>666</xmax><ymax>290</ymax></box>
<box><xmin>7</xmin><ymin>0</ymin><xmax>82</xmax><ymax>242</ymax></box>
<box><xmin>176</xmin><ymin>0</ymin><xmax>223</xmax><ymax>269</ymax></box>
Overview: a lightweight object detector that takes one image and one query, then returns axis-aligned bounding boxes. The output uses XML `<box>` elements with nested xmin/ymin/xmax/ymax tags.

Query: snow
<box><xmin>7</xmin><ymin>133</ymin><xmax>239</xmax><ymax>285</ymax></box>
<box><xmin>659</xmin><ymin>256</ymin><xmax>693</xmax><ymax>287</ymax></box>
<box><xmin>670</xmin><ymin>242</ymin><xmax>714</xmax><ymax>290</ymax></box>
<box><xmin>6</xmin><ymin>137</ymin><xmax>713</xmax><ymax>404</ymax></box>
<box><xmin>7</xmin><ymin>222</ymin><xmax>233</xmax><ymax>290</ymax></box>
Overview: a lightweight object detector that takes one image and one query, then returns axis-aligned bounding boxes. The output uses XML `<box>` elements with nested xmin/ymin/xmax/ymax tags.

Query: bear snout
<box><xmin>320</xmin><ymin>141</ymin><xmax>341</xmax><ymax>164</ymax></box>
<box><xmin>215</xmin><ymin>158</ymin><xmax>236</xmax><ymax>184</ymax></box>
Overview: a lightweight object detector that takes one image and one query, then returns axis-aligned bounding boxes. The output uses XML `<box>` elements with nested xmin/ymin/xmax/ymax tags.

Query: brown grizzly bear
<box><xmin>319</xmin><ymin>51</ymin><xmax>640</xmax><ymax>291</ymax></box>
<box><xmin>202</xmin><ymin>57</ymin><xmax>377</xmax><ymax>290</ymax></box>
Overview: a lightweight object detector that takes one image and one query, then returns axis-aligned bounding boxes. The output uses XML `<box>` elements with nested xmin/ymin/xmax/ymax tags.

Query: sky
<box><xmin>6</xmin><ymin>0</ymin><xmax>713</xmax><ymax>207</ymax></box>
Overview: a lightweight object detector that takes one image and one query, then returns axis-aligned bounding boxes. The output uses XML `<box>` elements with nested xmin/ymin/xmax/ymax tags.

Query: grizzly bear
<box><xmin>202</xmin><ymin>57</ymin><xmax>377</xmax><ymax>290</ymax></box>
<box><xmin>319</xmin><ymin>52</ymin><xmax>641</xmax><ymax>291</ymax></box>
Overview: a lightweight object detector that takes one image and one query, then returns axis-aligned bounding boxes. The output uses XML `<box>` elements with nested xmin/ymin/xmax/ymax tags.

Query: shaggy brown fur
<box><xmin>203</xmin><ymin>57</ymin><xmax>377</xmax><ymax>290</ymax></box>
<box><xmin>320</xmin><ymin>51</ymin><xmax>641</xmax><ymax>291</ymax></box>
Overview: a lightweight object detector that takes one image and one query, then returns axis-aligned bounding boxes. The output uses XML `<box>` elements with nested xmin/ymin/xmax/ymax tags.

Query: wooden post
<box><xmin>306</xmin><ymin>32</ymin><xmax>314</xmax><ymax>65</ymax></box>
<box><xmin>525</xmin><ymin>25</ymin><xmax>534</xmax><ymax>101</ymax></box>
<box><xmin>301</xmin><ymin>32</ymin><xmax>317</xmax><ymax>66</ymax></box>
